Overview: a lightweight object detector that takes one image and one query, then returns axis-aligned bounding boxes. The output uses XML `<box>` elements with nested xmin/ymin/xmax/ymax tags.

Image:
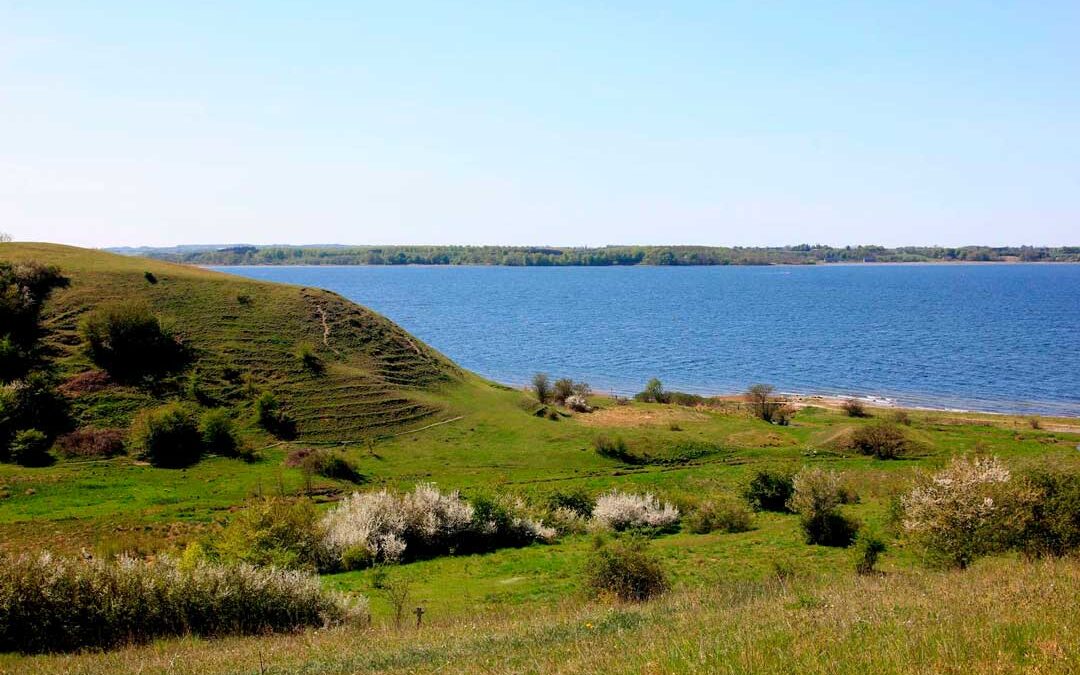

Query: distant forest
<box><xmin>137</xmin><ymin>244</ymin><xmax>1080</xmax><ymax>266</ymax></box>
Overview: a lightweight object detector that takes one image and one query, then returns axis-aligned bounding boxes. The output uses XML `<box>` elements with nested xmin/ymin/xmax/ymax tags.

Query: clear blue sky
<box><xmin>2</xmin><ymin>1</ymin><xmax>1078</xmax><ymax>248</ymax></box>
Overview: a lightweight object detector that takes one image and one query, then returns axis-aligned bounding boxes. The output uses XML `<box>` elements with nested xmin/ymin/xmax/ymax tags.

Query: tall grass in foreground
<box><xmin>0</xmin><ymin>552</ymin><xmax>366</xmax><ymax>653</ymax></box>
<box><xmin>9</xmin><ymin>556</ymin><xmax>1080</xmax><ymax>674</ymax></box>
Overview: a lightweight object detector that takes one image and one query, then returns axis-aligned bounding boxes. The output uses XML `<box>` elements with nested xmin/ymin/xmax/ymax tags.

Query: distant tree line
<box><xmin>142</xmin><ymin>244</ymin><xmax>1080</xmax><ymax>266</ymax></box>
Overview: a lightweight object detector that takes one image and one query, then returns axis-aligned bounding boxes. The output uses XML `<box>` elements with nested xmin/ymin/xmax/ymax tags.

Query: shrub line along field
<box><xmin>2</xmin><ymin>243</ymin><xmax>1080</xmax><ymax>673</ymax></box>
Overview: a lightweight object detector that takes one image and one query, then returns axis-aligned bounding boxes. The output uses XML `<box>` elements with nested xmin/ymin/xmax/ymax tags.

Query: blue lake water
<box><xmin>211</xmin><ymin>264</ymin><xmax>1080</xmax><ymax>417</ymax></box>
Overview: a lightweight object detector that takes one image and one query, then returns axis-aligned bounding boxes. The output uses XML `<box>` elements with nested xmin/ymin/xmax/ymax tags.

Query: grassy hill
<box><xmin>2</xmin><ymin>243</ymin><xmax>1080</xmax><ymax>673</ymax></box>
<box><xmin>0</xmin><ymin>243</ymin><xmax>459</xmax><ymax>441</ymax></box>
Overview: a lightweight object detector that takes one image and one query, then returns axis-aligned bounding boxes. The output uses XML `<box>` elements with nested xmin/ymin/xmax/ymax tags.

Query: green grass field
<box><xmin>2</xmin><ymin>242</ymin><xmax>1079</xmax><ymax>673</ymax></box>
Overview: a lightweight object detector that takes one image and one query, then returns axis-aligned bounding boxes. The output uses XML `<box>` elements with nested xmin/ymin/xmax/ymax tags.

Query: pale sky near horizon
<box><xmin>2</xmin><ymin>2</ymin><xmax>1078</xmax><ymax>248</ymax></box>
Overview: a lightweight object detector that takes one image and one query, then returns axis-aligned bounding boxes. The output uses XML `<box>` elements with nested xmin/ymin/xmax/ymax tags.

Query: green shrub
<box><xmin>1013</xmin><ymin>466</ymin><xmax>1080</xmax><ymax>558</ymax></box>
<box><xmin>685</xmin><ymin>498</ymin><xmax>753</xmax><ymax>534</ymax></box>
<box><xmin>199</xmin><ymin>408</ymin><xmax>240</xmax><ymax>456</ymax></box>
<box><xmin>8</xmin><ymin>371</ymin><xmax>71</xmax><ymax>439</ymax></box>
<box><xmin>128</xmin><ymin>403</ymin><xmax>201</xmax><ymax>468</ymax></box>
<box><xmin>553</xmin><ymin>378</ymin><xmax>575</xmax><ymax>404</ymax></box>
<box><xmin>851</xmin><ymin>422</ymin><xmax>909</xmax><ymax>459</ymax></box>
<box><xmin>744</xmin><ymin>468</ymin><xmax>795</xmax><ymax>512</ymax></box>
<box><xmin>841</xmin><ymin>399</ymin><xmax>869</xmax><ymax>417</ymax></box>
<box><xmin>634</xmin><ymin>378</ymin><xmax>669</xmax><ymax>403</ymax></box>
<box><xmin>0</xmin><ymin>551</ymin><xmax>363</xmax><ymax>653</ymax></box>
<box><xmin>0</xmin><ymin>261</ymin><xmax>68</xmax><ymax>381</ymax></box>
<box><xmin>255</xmin><ymin>391</ymin><xmax>296</xmax><ymax>439</ymax></box>
<box><xmin>789</xmin><ymin>468</ymin><xmax>859</xmax><ymax>547</ymax></box>
<box><xmin>285</xmin><ymin>447</ymin><xmax>363</xmax><ymax>485</ymax></box>
<box><xmin>80</xmin><ymin>301</ymin><xmax>186</xmax><ymax>381</ymax></box>
<box><xmin>341</xmin><ymin>546</ymin><xmax>375</xmax><ymax>571</ymax></box>
<box><xmin>584</xmin><ymin>536</ymin><xmax>668</xmax><ymax>602</ymax></box>
<box><xmin>10</xmin><ymin>429</ymin><xmax>53</xmax><ymax>467</ymax></box>
<box><xmin>213</xmin><ymin>497</ymin><xmax>332</xmax><ymax>571</ymax></box>
<box><xmin>546</xmin><ymin>487</ymin><xmax>593</xmax><ymax>517</ymax></box>
<box><xmin>854</xmin><ymin>532</ymin><xmax>887</xmax><ymax>575</ymax></box>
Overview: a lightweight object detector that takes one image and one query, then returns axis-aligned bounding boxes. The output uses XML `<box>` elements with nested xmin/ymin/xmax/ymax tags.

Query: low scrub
<box><xmin>584</xmin><ymin>536</ymin><xmax>668</xmax><ymax>602</ymax></box>
<box><xmin>321</xmin><ymin>483</ymin><xmax>555</xmax><ymax>565</ymax></box>
<box><xmin>286</xmin><ymin>447</ymin><xmax>363</xmax><ymax>484</ymax></box>
<box><xmin>213</xmin><ymin>497</ymin><xmax>333</xmax><ymax>571</ymax></box>
<box><xmin>127</xmin><ymin>403</ymin><xmax>202</xmax><ymax>468</ymax></box>
<box><xmin>744</xmin><ymin>468</ymin><xmax>795</xmax><ymax>512</ymax></box>
<box><xmin>55</xmin><ymin>428</ymin><xmax>125</xmax><ymax>458</ymax></box>
<box><xmin>199</xmin><ymin>408</ymin><xmax>241</xmax><ymax>456</ymax></box>
<box><xmin>850</xmin><ymin>422</ymin><xmax>909</xmax><ymax>459</ymax></box>
<box><xmin>1014</xmin><ymin>466</ymin><xmax>1080</xmax><ymax>558</ymax></box>
<box><xmin>685</xmin><ymin>498</ymin><xmax>753</xmax><ymax>534</ymax></box>
<box><xmin>592</xmin><ymin>490</ymin><xmax>680</xmax><ymax>532</ymax></box>
<box><xmin>841</xmin><ymin>399</ymin><xmax>869</xmax><ymax>417</ymax></box>
<box><xmin>0</xmin><ymin>552</ymin><xmax>365</xmax><ymax>653</ymax></box>
<box><xmin>789</xmin><ymin>468</ymin><xmax>859</xmax><ymax>547</ymax></box>
<box><xmin>255</xmin><ymin>391</ymin><xmax>296</xmax><ymax>439</ymax></box>
<box><xmin>9</xmin><ymin>428</ymin><xmax>53</xmax><ymax>467</ymax></box>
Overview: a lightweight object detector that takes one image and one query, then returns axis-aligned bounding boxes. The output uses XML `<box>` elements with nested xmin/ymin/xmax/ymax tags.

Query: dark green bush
<box><xmin>851</xmin><ymin>422</ymin><xmax>908</xmax><ymax>459</ymax></box>
<box><xmin>10</xmin><ymin>429</ymin><xmax>53</xmax><ymax>467</ymax></box>
<box><xmin>584</xmin><ymin>536</ymin><xmax>668</xmax><ymax>602</ymax></box>
<box><xmin>199</xmin><ymin>408</ymin><xmax>240</xmax><ymax>456</ymax></box>
<box><xmin>128</xmin><ymin>403</ymin><xmax>201</xmax><ymax>468</ymax></box>
<box><xmin>9</xmin><ymin>371</ymin><xmax>71</xmax><ymax>439</ymax></box>
<box><xmin>285</xmin><ymin>447</ymin><xmax>363</xmax><ymax>484</ymax></box>
<box><xmin>531</xmin><ymin>372</ymin><xmax>551</xmax><ymax>404</ymax></box>
<box><xmin>296</xmin><ymin>342</ymin><xmax>323</xmax><ymax>373</ymax></box>
<box><xmin>744</xmin><ymin>468</ymin><xmax>795</xmax><ymax>512</ymax></box>
<box><xmin>546</xmin><ymin>487</ymin><xmax>593</xmax><ymax>517</ymax></box>
<box><xmin>1014</xmin><ymin>466</ymin><xmax>1080</xmax><ymax>558</ymax></box>
<box><xmin>80</xmin><ymin>301</ymin><xmax>186</xmax><ymax>381</ymax></box>
<box><xmin>790</xmin><ymin>468</ymin><xmax>859</xmax><ymax>547</ymax></box>
<box><xmin>842</xmin><ymin>399</ymin><xmax>869</xmax><ymax>417</ymax></box>
<box><xmin>0</xmin><ymin>262</ymin><xmax>68</xmax><ymax>381</ymax></box>
<box><xmin>634</xmin><ymin>378</ymin><xmax>669</xmax><ymax>403</ymax></box>
<box><xmin>255</xmin><ymin>391</ymin><xmax>296</xmax><ymax>439</ymax></box>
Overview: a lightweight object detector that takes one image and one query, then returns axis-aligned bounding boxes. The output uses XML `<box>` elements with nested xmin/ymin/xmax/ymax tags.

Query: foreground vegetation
<box><xmin>5</xmin><ymin>557</ymin><xmax>1079</xmax><ymax>674</ymax></box>
<box><xmin>132</xmin><ymin>243</ymin><xmax>1080</xmax><ymax>266</ymax></box>
<box><xmin>2</xmin><ymin>242</ymin><xmax>1080</xmax><ymax>672</ymax></box>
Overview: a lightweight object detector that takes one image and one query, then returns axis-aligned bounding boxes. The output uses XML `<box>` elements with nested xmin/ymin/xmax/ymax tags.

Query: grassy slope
<box><xmin>2</xmin><ymin>243</ymin><xmax>1080</xmax><ymax>672</ymax></box>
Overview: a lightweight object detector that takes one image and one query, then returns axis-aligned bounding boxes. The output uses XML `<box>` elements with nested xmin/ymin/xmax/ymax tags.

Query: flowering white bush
<box><xmin>592</xmin><ymin>490</ymin><xmax>680</xmax><ymax>531</ymax></box>
<box><xmin>321</xmin><ymin>483</ymin><xmax>554</xmax><ymax>563</ymax></box>
<box><xmin>901</xmin><ymin>455</ymin><xmax>1013</xmax><ymax>568</ymax></box>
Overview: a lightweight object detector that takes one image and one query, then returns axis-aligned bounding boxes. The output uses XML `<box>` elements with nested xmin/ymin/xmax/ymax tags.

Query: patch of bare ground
<box><xmin>576</xmin><ymin>406</ymin><xmax>710</xmax><ymax>428</ymax></box>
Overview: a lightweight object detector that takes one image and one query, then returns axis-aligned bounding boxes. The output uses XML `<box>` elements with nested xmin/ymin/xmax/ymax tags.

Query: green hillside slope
<box><xmin>0</xmin><ymin>243</ymin><xmax>460</xmax><ymax>441</ymax></box>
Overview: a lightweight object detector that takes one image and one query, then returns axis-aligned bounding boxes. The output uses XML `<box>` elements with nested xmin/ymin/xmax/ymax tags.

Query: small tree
<box><xmin>841</xmin><ymin>399</ymin><xmax>869</xmax><ymax>417</ymax></box>
<box><xmin>552</xmin><ymin>378</ymin><xmax>574</xmax><ymax>404</ymax></box>
<box><xmin>900</xmin><ymin>455</ymin><xmax>1014</xmax><ymax>568</ymax></box>
<box><xmin>255</xmin><ymin>391</ymin><xmax>296</xmax><ymax>439</ymax></box>
<box><xmin>854</xmin><ymin>532</ymin><xmax>887</xmax><ymax>575</ymax></box>
<box><xmin>745</xmin><ymin>384</ymin><xmax>784</xmax><ymax>423</ymax></box>
<box><xmin>531</xmin><ymin>373</ymin><xmax>551</xmax><ymax>404</ymax></box>
<box><xmin>1012</xmin><ymin>466</ymin><xmax>1080</xmax><ymax>559</ymax></box>
<box><xmin>636</xmin><ymin>378</ymin><xmax>669</xmax><ymax>404</ymax></box>
<box><xmin>128</xmin><ymin>403</ymin><xmax>202</xmax><ymax>468</ymax></box>
<box><xmin>789</xmin><ymin>468</ymin><xmax>858</xmax><ymax>547</ymax></box>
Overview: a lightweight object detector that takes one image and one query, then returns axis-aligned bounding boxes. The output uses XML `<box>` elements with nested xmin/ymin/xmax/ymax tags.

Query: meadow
<box><xmin>1</xmin><ymin>243</ymin><xmax>1079</xmax><ymax>673</ymax></box>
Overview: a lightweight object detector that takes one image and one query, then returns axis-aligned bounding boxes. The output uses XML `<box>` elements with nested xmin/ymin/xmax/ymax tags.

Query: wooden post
<box><xmin>414</xmin><ymin>606</ymin><xmax>425</xmax><ymax>629</ymax></box>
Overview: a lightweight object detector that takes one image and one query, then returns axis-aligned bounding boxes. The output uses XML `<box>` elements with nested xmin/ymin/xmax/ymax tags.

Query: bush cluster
<box><xmin>80</xmin><ymin>301</ymin><xmax>186</xmax><ymax>381</ymax></box>
<box><xmin>592</xmin><ymin>490</ymin><xmax>680</xmax><ymax>532</ymax></box>
<box><xmin>127</xmin><ymin>403</ymin><xmax>203</xmax><ymax>468</ymax></box>
<box><xmin>593</xmin><ymin>435</ymin><xmax>639</xmax><ymax>464</ymax></box>
<box><xmin>0</xmin><ymin>551</ymin><xmax>364</xmax><ymax>653</ymax></box>
<box><xmin>851</xmin><ymin>422</ymin><xmax>909</xmax><ymax>459</ymax></box>
<box><xmin>744</xmin><ymin>468</ymin><xmax>795</xmax><ymax>512</ymax></box>
<box><xmin>584</xmin><ymin>536</ymin><xmax>668</xmax><ymax>602</ymax></box>
<box><xmin>744</xmin><ymin>384</ymin><xmax>793</xmax><ymax>424</ymax></box>
<box><xmin>685</xmin><ymin>498</ymin><xmax>753</xmax><ymax>534</ymax></box>
<box><xmin>286</xmin><ymin>447</ymin><xmax>362</xmax><ymax>484</ymax></box>
<box><xmin>321</xmin><ymin>483</ymin><xmax>555</xmax><ymax>565</ymax></box>
<box><xmin>789</xmin><ymin>468</ymin><xmax>859</xmax><ymax>547</ymax></box>
<box><xmin>255</xmin><ymin>391</ymin><xmax>296</xmax><ymax>439</ymax></box>
<box><xmin>214</xmin><ymin>497</ymin><xmax>333</xmax><ymax>571</ymax></box>
<box><xmin>634</xmin><ymin>378</ymin><xmax>669</xmax><ymax>404</ymax></box>
<box><xmin>55</xmin><ymin>428</ymin><xmax>125</xmax><ymax>458</ymax></box>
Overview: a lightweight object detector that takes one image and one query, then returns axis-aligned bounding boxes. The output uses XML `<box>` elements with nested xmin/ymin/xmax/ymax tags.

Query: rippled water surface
<box><xmin>212</xmin><ymin>264</ymin><xmax>1080</xmax><ymax>416</ymax></box>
